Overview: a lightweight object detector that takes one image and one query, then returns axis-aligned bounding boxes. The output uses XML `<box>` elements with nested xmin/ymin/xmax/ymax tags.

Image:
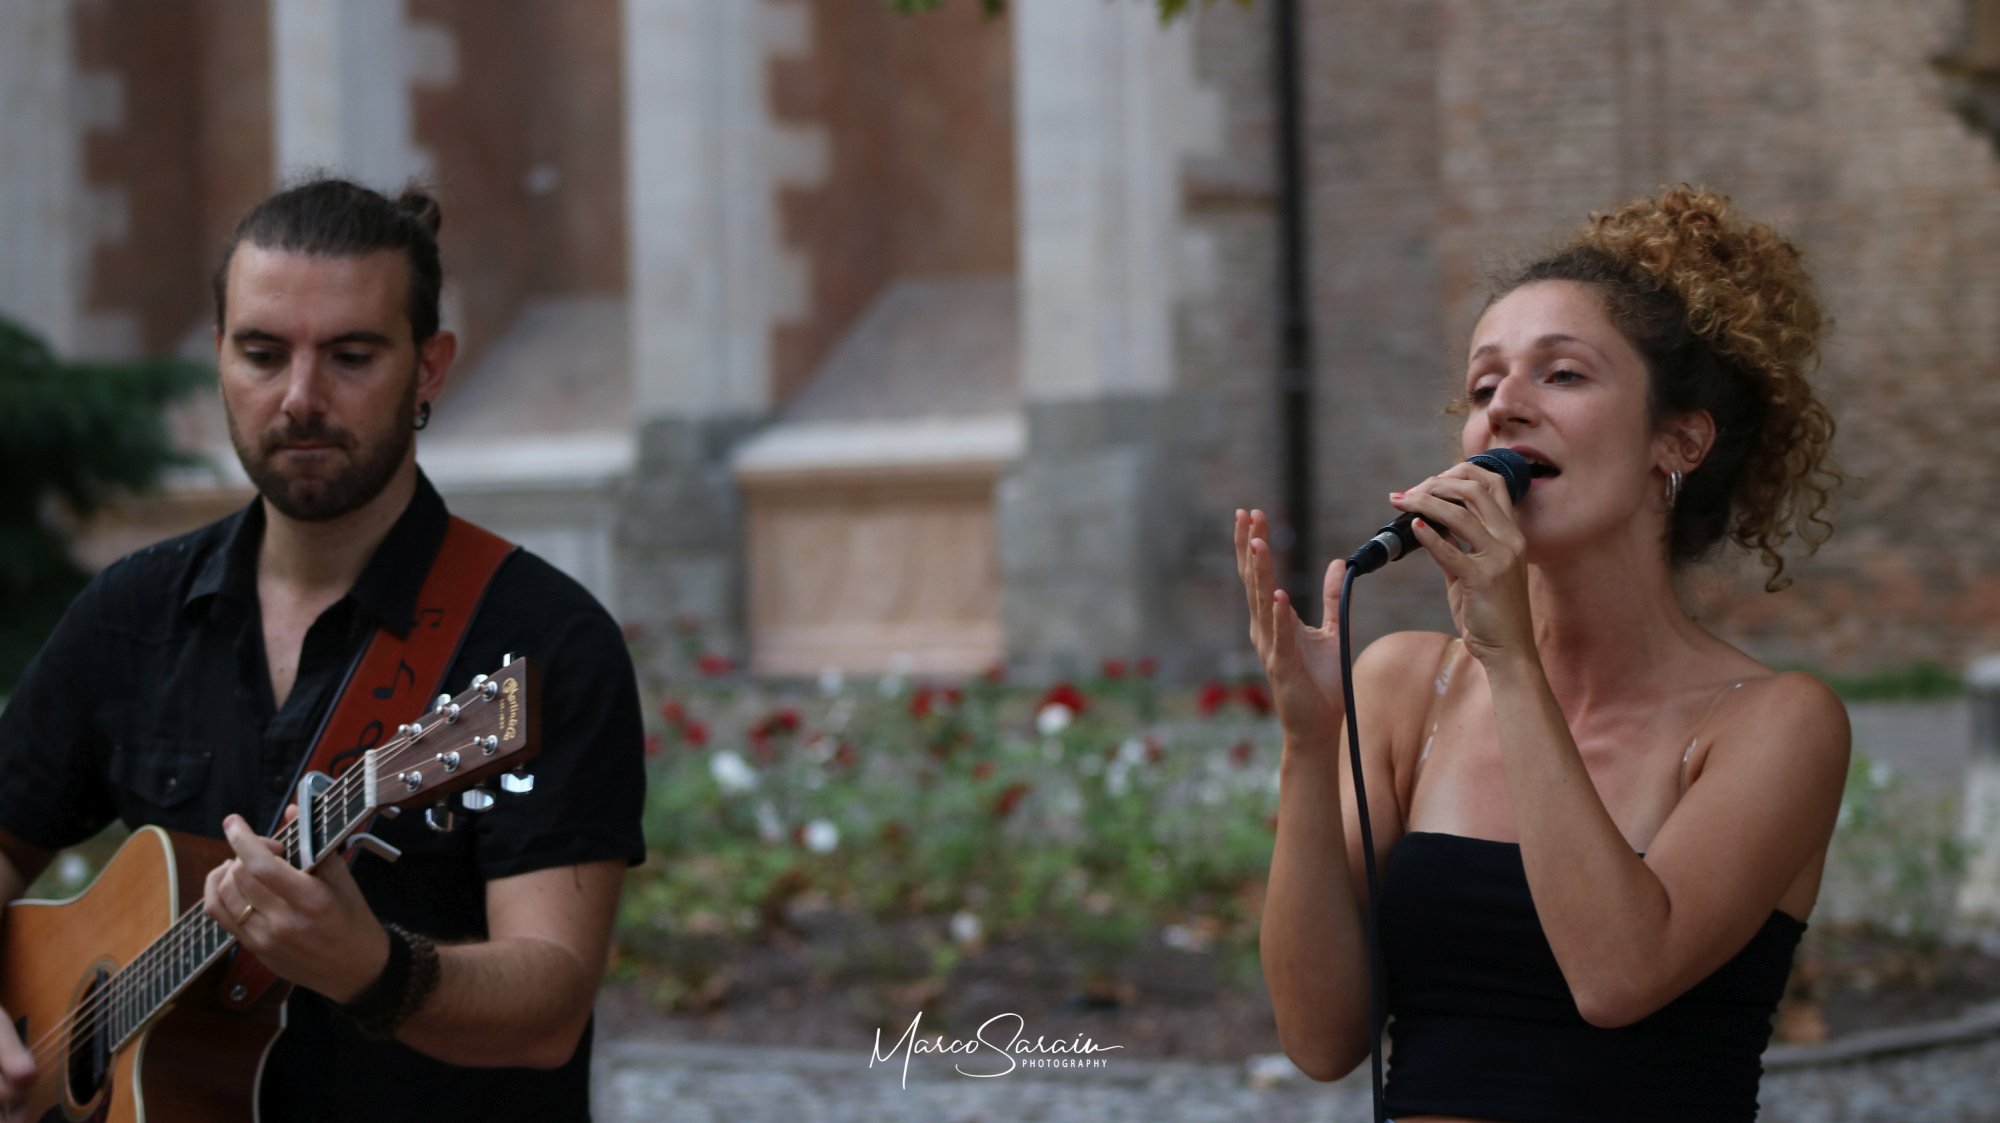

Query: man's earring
<box><xmin>414</xmin><ymin>401</ymin><xmax>432</xmax><ymax>431</ymax></box>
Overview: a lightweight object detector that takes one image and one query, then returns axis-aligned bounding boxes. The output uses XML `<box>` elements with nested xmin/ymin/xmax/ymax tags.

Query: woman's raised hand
<box><xmin>1234</xmin><ymin>509</ymin><xmax>1349</xmax><ymax>751</ymax></box>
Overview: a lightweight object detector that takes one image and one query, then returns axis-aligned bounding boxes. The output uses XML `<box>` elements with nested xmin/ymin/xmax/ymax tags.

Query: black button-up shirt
<box><xmin>0</xmin><ymin>471</ymin><xmax>645</xmax><ymax>1122</ymax></box>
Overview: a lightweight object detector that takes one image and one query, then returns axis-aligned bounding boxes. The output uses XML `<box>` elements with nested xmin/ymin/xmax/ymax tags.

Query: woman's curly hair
<box><xmin>1496</xmin><ymin>185</ymin><xmax>1840</xmax><ymax>591</ymax></box>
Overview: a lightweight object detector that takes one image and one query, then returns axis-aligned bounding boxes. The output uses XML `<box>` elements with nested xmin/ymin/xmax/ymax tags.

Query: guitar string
<box><xmin>21</xmin><ymin>712</ymin><xmax>490</xmax><ymax>1068</ymax></box>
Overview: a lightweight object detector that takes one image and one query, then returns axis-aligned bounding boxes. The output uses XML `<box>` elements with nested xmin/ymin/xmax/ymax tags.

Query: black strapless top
<box><xmin>1380</xmin><ymin>832</ymin><xmax>1803</xmax><ymax>1122</ymax></box>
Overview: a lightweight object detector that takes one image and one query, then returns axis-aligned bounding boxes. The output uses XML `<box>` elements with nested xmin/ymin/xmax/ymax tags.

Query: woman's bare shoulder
<box><xmin>1353</xmin><ymin>630</ymin><xmax>1460</xmax><ymax>744</ymax></box>
<box><xmin>1707</xmin><ymin>666</ymin><xmax>1851</xmax><ymax>768</ymax></box>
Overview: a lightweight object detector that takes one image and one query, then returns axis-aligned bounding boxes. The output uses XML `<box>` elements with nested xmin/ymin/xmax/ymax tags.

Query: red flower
<box><xmin>683</xmin><ymin>721</ymin><xmax>710</xmax><ymax>748</ymax></box>
<box><xmin>1145</xmin><ymin>737</ymin><xmax>1165</xmax><ymax>765</ymax></box>
<box><xmin>1197</xmin><ymin>681</ymin><xmax>1231</xmax><ymax>716</ymax></box>
<box><xmin>1038</xmin><ymin>682</ymin><xmax>1088</xmax><ymax>716</ymax></box>
<box><xmin>908</xmin><ymin>686</ymin><xmax>937</xmax><ymax>720</ymax></box>
<box><xmin>981</xmin><ymin>663</ymin><xmax>1006</xmax><ymax>685</ymax></box>
<box><xmin>644</xmin><ymin>733</ymin><xmax>664</xmax><ymax>758</ymax></box>
<box><xmin>831</xmin><ymin>741</ymin><xmax>858</xmax><ymax>769</ymax></box>
<box><xmin>1137</xmin><ymin>657</ymin><xmax>1158</xmax><ymax>679</ymax></box>
<box><xmin>992</xmin><ymin>782</ymin><xmax>1032</xmax><ymax>819</ymax></box>
<box><xmin>1239</xmin><ymin>682</ymin><xmax>1273</xmax><ymax>717</ymax></box>
<box><xmin>660</xmin><ymin>699</ymin><xmax>687</xmax><ymax>726</ymax></box>
<box><xmin>749</xmin><ymin>729</ymin><xmax>777</xmax><ymax>764</ymax></box>
<box><xmin>972</xmin><ymin>761</ymin><xmax>996</xmax><ymax>781</ymax></box>
<box><xmin>1227</xmin><ymin>740</ymin><xmax>1255</xmax><ymax>768</ymax></box>
<box><xmin>695</xmin><ymin>652</ymin><xmax>735</xmax><ymax>676</ymax></box>
<box><xmin>1101</xmin><ymin>658</ymin><xmax>1127</xmax><ymax>680</ymax></box>
<box><xmin>750</xmin><ymin>709</ymin><xmax>801</xmax><ymax>743</ymax></box>
<box><xmin>943</xmin><ymin>686</ymin><xmax>965</xmax><ymax>707</ymax></box>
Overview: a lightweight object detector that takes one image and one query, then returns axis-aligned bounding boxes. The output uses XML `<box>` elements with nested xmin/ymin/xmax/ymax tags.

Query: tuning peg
<box><xmin>424</xmin><ymin>802</ymin><xmax>457</xmax><ymax>833</ymax></box>
<box><xmin>461</xmin><ymin>788</ymin><xmax>496</xmax><ymax>812</ymax></box>
<box><xmin>500</xmin><ymin>770</ymin><xmax>535</xmax><ymax>795</ymax></box>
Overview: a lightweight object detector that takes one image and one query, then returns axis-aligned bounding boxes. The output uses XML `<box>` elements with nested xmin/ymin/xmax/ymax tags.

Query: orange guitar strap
<box><xmin>217</xmin><ymin>515</ymin><xmax>516</xmax><ymax>1012</ymax></box>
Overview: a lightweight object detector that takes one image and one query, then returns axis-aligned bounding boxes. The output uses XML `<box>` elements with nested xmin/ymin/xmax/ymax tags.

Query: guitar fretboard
<box><xmin>96</xmin><ymin>753</ymin><xmax>381</xmax><ymax>1050</ymax></box>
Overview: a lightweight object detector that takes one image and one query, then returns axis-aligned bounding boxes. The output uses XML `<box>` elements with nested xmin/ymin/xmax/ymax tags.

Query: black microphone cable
<box><xmin>1335</xmin><ymin>559</ymin><xmax>1389</xmax><ymax>1122</ymax></box>
<box><xmin>1329</xmin><ymin>448</ymin><xmax>1529</xmax><ymax>1123</ymax></box>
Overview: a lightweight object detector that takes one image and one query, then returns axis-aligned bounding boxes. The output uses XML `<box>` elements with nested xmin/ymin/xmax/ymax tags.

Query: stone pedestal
<box><xmin>1958</xmin><ymin>655</ymin><xmax>2000</xmax><ymax>925</ymax></box>
<box><xmin>615</xmin><ymin>417</ymin><xmax>761</xmax><ymax>674</ymax></box>
<box><xmin>996</xmin><ymin>395</ymin><xmax>1224</xmax><ymax>678</ymax></box>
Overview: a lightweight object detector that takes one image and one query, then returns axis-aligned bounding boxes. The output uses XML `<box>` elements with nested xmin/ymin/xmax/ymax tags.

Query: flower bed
<box><xmin>614</xmin><ymin>654</ymin><xmax>1283</xmax><ymax>1012</ymax></box>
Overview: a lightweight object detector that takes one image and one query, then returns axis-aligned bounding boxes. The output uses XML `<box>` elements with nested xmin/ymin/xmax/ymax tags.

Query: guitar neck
<box><xmin>103</xmin><ymin>764</ymin><xmax>382</xmax><ymax>1050</ymax></box>
<box><xmin>95</xmin><ymin>657</ymin><xmax>537</xmax><ymax>1050</ymax></box>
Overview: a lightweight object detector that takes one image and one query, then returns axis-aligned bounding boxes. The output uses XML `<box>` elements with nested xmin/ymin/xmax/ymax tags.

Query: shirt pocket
<box><xmin>106</xmin><ymin>739</ymin><xmax>215</xmax><ymax>827</ymax></box>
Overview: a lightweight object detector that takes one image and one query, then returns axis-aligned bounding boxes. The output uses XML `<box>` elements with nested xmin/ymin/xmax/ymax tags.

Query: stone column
<box><xmin>998</xmin><ymin>0</ymin><xmax>1225</xmax><ymax>676</ymax></box>
<box><xmin>0</xmin><ymin>0</ymin><xmax>85</xmax><ymax>354</ymax></box>
<box><xmin>616</xmin><ymin>0</ymin><xmax>779</xmax><ymax>665</ymax></box>
<box><xmin>270</xmin><ymin>0</ymin><xmax>428</xmax><ymax>186</ymax></box>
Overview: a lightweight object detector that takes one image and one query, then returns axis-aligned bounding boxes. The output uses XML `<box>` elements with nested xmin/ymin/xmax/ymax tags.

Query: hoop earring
<box><xmin>414</xmin><ymin>401</ymin><xmax>432</xmax><ymax>431</ymax></box>
<box><xmin>1665</xmin><ymin>468</ymin><xmax>1683</xmax><ymax>509</ymax></box>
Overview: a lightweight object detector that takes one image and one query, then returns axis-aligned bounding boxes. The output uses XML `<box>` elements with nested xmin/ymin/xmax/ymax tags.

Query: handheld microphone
<box><xmin>1345</xmin><ymin>448</ymin><xmax>1532</xmax><ymax>576</ymax></box>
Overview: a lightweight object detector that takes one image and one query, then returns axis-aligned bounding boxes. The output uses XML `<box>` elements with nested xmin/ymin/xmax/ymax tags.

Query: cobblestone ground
<box><xmin>594</xmin><ymin>1034</ymin><xmax>2000</xmax><ymax>1123</ymax></box>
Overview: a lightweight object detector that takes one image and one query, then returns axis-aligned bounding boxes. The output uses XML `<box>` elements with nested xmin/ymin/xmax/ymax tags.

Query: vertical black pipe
<box><xmin>1273</xmin><ymin>0</ymin><xmax>1318</xmax><ymax>620</ymax></box>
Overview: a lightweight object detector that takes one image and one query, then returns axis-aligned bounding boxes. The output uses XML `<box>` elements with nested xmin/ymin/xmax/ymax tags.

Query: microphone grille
<box><xmin>1468</xmin><ymin>448</ymin><xmax>1532</xmax><ymax>504</ymax></box>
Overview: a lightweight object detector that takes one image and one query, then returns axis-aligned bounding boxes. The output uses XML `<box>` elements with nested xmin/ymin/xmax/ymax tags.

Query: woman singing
<box><xmin>1238</xmin><ymin>186</ymin><xmax>1847</xmax><ymax>1121</ymax></box>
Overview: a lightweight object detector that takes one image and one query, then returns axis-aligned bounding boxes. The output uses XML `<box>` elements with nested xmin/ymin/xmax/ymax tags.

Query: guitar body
<box><xmin>1</xmin><ymin>827</ymin><xmax>284</xmax><ymax>1123</ymax></box>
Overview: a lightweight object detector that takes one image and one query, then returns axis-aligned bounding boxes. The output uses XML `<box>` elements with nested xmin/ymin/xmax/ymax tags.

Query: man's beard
<box><xmin>227</xmin><ymin>379</ymin><xmax>415</xmax><ymax>522</ymax></box>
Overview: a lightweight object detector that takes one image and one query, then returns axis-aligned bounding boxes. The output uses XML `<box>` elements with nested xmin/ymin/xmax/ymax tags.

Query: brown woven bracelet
<box><xmin>342</xmin><ymin>923</ymin><xmax>441</xmax><ymax>1038</ymax></box>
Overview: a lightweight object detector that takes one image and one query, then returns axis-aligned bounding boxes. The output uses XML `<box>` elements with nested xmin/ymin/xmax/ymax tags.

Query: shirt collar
<box><xmin>180</xmin><ymin>470</ymin><xmax>451</xmax><ymax>639</ymax></box>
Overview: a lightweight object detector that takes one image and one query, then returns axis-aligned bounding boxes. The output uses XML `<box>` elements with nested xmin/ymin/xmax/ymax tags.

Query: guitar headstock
<box><xmin>364</xmin><ymin>656</ymin><xmax>542</xmax><ymax>814</ymax></box>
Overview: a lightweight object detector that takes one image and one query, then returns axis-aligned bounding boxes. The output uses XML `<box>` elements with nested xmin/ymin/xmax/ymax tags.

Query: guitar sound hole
<box><xmin>64</xmin><ymin>969</ymin><xmax>110</xmax><ymax>1107</ymax></box>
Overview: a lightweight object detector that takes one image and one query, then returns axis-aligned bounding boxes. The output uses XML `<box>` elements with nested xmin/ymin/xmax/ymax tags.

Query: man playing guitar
<box><xmin>0</xmin><ymin>179</ymin><xmax>646</xmax><ymax>1121</ymax></box>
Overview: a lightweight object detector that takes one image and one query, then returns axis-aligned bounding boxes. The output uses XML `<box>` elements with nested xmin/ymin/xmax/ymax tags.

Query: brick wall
<box><xmin>1185</xmin><ymin>0</ymin><xmax>2000</xmax><ymax>672</ymax></box>
<box><xmin>769</xmin><ymin>0</ymin><xmax>1015</xmax><ymax>408</ymax></box>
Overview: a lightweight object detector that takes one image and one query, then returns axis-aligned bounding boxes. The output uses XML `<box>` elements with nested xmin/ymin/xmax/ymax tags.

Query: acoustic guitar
<box><xmin>0</xmin><ymin>656</ymin><xmax>540</xmax><ymax>1122</ymax></box>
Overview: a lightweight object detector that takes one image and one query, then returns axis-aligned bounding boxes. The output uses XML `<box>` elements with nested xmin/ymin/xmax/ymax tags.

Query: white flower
<box><xmin>1036</xmin><ymin>702</ymin><xmax>1073</xmax><ymax>737</ymax></box>
<box><xmin>1105</xmin><ymin>762</ymin><xmax>1131</xmax><ymax>797</ymax></box>
<box><xmin>710</xmin><ymin>750</ymin><xmax>760</xmax><ymax>794</ymax></box>
<box><xmin>1868</xmin><ymin>760</ymin><xmax>1893</xmax><ymax>788</ymax></box>
<box><xmin>1161</xmin><ymin>923</ymin><xmax>1207</xmax><ymax>953</ymax></box>
<box><xmin>802</xmin><ymin>818</ymin><xmax>840</xmax><ymax>854</ymax></box>
<box><xmin>1117</xmin><ymin>738</ymin><xmax>1148</xmax><ymax>766</ymax></box>
<box><xmin>754</xmin><ymin>801</ymin><xmax>785</xmax><ymax>844</ymax></box>
<box><xmin>818</xmin><ymin>666</ymin><xmax>845</xmax><ymax>696</ymax></box>
<box><xmin>950</xmin><ymin>910</ymin><xmax>984</xmax><ymax>946</ymax></box>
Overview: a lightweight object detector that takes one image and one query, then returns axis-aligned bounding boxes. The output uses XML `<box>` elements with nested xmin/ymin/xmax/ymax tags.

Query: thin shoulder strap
<box><xmin>1406</xmin><ymin>636</ymin><xmax>1466</xmax><ymax>802</ymax></box>
<box><xmin>1678</xmin><ymin>677</ymin><xmax>1751</xmax><ymax>794</ymax></box>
